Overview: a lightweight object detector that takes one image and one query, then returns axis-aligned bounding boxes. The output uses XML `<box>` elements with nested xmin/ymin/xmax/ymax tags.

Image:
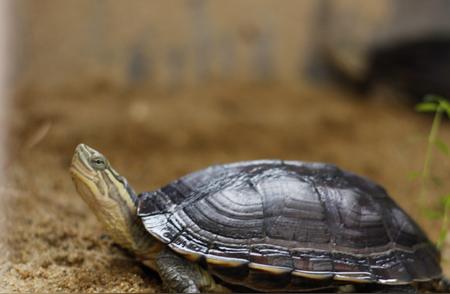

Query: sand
<box><xmin>1</xmin><ymin>82</ymin><xmax>449</xmax><ymax>292</ymax></box>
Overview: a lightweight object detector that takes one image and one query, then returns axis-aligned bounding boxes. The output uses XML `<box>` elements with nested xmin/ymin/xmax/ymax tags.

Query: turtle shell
<box><xmin>137</xmin><ymin>160</ymin><xmax>441</xmax><ymax>291</ymax></box>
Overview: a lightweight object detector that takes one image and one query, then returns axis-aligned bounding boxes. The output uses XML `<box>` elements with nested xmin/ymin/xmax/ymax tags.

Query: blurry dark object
<box><xmin>323</xmin><ymin>37</ymin><xmax>450</xmax><ymax>102</ymax></box>
<box><xmin>365</xmin><ymin>37</ymin><xmax>450</xmax><ymax>101</ymax></box>
<box><xmin>311</xmin><ymin>0</ymin><xmax>450</xmax><ymax>103</ymax></box>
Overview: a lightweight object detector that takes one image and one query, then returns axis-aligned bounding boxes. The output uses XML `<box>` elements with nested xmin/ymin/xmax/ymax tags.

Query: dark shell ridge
<box><xmin>137</xmin><ymin>160</ymin><xmax>441</xmax><ymax>285</ymax></box>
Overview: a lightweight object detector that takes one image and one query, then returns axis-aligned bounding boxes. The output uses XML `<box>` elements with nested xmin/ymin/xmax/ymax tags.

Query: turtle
<box><xmin>70</xmin><ymin>144</ymin><xmax>449</xmax><ymax>293</ymax></box>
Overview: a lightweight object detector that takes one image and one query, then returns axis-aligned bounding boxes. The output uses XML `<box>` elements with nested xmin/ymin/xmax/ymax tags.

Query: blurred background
<box><xmin>2</xmin><ymin>0</ymin><xmax>450</xmax><ymax>291</ymax></box>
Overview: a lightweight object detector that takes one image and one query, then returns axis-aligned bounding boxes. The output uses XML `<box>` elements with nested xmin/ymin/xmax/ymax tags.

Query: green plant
<box><xmin>415</xmin><ymin>95</ymin><xmax>450</xmax><ymax>249</ymax></box>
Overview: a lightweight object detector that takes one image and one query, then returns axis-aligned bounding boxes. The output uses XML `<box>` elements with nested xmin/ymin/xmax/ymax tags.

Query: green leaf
<box><xmin>440</xmin><ymin>100</ymin><xmax>450</xmax><ymax>118</ymax></box>
<box><xmin>434</xmin><ymin>138</ymin><xmax>449</xmax><ymax>155</ymax></box>
<box><xmin>424</xmin><ymin>94</ymin><xmax>443</xmax><ymax>102</ymax></box>
<box><xmin>439</xmin><ymin>99</ymin><xmax>450</xmax><ymax>111</ymax></box>
<box><xmin>445</xmin><ymin>106</ymin><xmax>450</xmax><ymax>119</ymax></box>
<box><xmin>407</xmin><ymin>171</ymin><xmax>422</xmax><ymax>181</ymax></box>
<box><xmin>415</xmin><ymin>102</ymin><xmax>438</xmax><ymax>112</ymax></box>
<box><xmin>423</xmin><ymin>208</ymin><xmax>443</xmax><ymax>220</ymax></box>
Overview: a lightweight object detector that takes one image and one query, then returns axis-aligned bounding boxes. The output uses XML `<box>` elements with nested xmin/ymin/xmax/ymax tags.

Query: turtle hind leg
<box><xmin>354</xmin><ymin>283</ymin><xmax>417</xmax><ymax>293</ymax></box>
<box><xmin>429</xmin><ymin>277</ymin><xmax>450</xmax><ymax>293</ymax></box>
<box><xmin>364</xmin><ymin>278</ymin><xmax>450</xmax><ymax>293</ymax></box>
<box><xmin>154</xmin><ymin>249</ymin><xmax>229</xmax><ymax>293</ymax></box>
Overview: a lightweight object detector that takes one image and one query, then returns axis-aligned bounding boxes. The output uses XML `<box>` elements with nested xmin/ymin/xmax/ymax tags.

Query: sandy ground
<box><xmin>1</xmin><ymin>82</ymin><xmax>450</xmax><ymax>292</ymax></box>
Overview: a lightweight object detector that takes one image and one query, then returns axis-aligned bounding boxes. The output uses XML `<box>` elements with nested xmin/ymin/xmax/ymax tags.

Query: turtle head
<box><xmin>70</xmin><ymin>144</ymin><xmax>149</xmax><ymax>253</ymax></box>
<box><xmin>70</xmin><ymin>144</ymin><xmax>137</xmax><ymax>207</ymax></box>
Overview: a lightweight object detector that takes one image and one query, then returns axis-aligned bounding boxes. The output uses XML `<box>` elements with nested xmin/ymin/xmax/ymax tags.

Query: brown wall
<box><xmin>14</xmin><ymin>0</ymin><xmax>320</xmax><ymax>90</ymax></box>
<box><xmin>13</xmin><ymin>0</ymin><xmax>450</xmax><ymax>90</ymax></box>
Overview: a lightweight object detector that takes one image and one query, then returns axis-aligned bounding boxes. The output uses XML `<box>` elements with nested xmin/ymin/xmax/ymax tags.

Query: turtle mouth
<box><xmin>70</xmin><ymin>162</ymin><xmax>95</xmax><ymax>182</ymax></box>
<box><xmin>70</xmin><ymin>144</ymin><xmax>108</xmax><ymax>206</ymax></box>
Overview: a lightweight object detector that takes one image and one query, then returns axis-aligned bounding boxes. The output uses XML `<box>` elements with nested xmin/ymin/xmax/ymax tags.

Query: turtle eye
<box><xmin>90</xmin><ymin>156</ymin><xmax>107</xmax><ymax>170</ymax></box>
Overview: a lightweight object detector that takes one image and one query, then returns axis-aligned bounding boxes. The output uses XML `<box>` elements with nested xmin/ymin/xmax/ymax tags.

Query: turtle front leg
<box><xmin>154</xmin><ymin>249</ymin><xmax>229</xmax><ymax>293</ymax></box>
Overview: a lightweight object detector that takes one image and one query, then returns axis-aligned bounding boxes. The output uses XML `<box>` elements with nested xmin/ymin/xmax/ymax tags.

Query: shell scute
<box><xmin>170</xmin><ymin>232</ymin><xmax>208</xmax><ymax>255</ymax></box>
<box><xmin>206</xmin><ymin>254</ymin><xmax>248</xmax><ymax>267</ymax></box>
<box><xmin>291</xmin><ymin>250</ymin><xmax>333</xmax><ymax>272</ymax></box>
<box><xmin>208</xmin><ymin>244</ymin><xmax>250</xmax><ymax>262</ymax></box>
<box><xmin>249</xmin><ymin>244</ymin><xmax>293</xmax><ymax>270</ymax></box>
<box><xmin>248</xmin><ymin>262</ymin><xmax>292</xmax><ymax>274</ymax></box>
<box><xmin>291</xmin><ymin>270</ymin><xmax>333</xmax><ymax>280</ymax></box>
<box><xmin>332</xmin><ymin>252</ymin><xmax>370</xmax><ymax>272</ymax></box>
